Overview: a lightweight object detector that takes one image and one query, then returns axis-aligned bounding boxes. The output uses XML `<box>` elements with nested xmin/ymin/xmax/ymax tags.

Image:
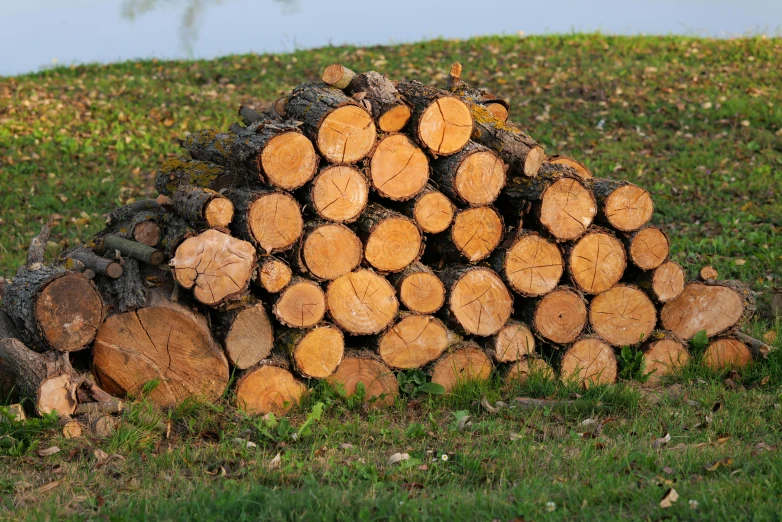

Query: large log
<box><xmin>525</xmin><ymin>286</ymin><xmax>587</xmax><ymax>345</ymax></box>
<box><xmin>170</xmin><ymin>229</ymin><xmax>256</xmax><ymax>307</ymax></box>
<box><xmin>566</xmin><ymin>227</ymin><xmax>626</xmax><ymax>294</ymax></box>
<box><xmin>272</xmin><ymin>278</ymin><xmax>327</xmax><ymax>329</ymax></box>
<box><xmin>429</xmin><ymin>342</ymin><xmax>493</xmax><ymax>393</ymax></box>
<box><xmin>277</xmin><ymin>324</ymin><xmax>344</xmax><ymax>379</ymax></box>
<box><xmin>591</xmin><ymin>179</ymin><xmax>654</xmax><ymax>232</ymax></box>
<box><xmin>483</xmin><ymin>319</ymin><xmax>536</xmax><ymax>363</ymax></box>
<box><xmin>234</xmin><ymin>355</ymin><xmax>307</xmax><ymax>415</ymax></box>
<box><xmin>624</xmin><ymin>226</ymin><xmax>670</xmax><ymax>271</ymax></box>
<box><xmin>3</xmin><ymin>267</ymin><xmax>104</xmax><ymax>352</ymax></box>
<box><xmin>401</xmin><ymin>184</ymin><xmax>455</xmax><ymax>234</ymax></box>
<box><xmin>559</xmin><ymin>335</ymin><xmax>617</xmax><ymax>388</ymax></box>
<box><xmin>354</xmin><ymin>203</ymin><xmax>422</xmax><ymax>273</ymax></box>
<box><xmin>326</xmin><ymin>270</ymin><xmax>398</xmax><ymax>335</ymax></box>
<box><xmin>291</xmin><ymin>221</ymin><xmax>363</xmax><ymax>281</ymax></box>
<box><xmin>368</xmin><ymin>133</ymin><xmax>429</xmax><ymax>201</ymax></box>
<box><xmin>589</xmin><ymin>284</ymin><xmax>657</xmax><ymax>346</ymax></box>
<box><xmin>396</xmin><ymin>80</ymin><xmax>473</xmax><ymax>156</ymax></box>
<box><xmin>212</xmin><ymin>300</ymin><xmax>274</xmax><ymax>370</ymax></box>
<box><xmin>642</xmin><ymin>333</ymin><xmax>690</xmax><ymax>384</ymax></box>
<box><xmin>308</xmin><ymin>165</ymin><xmax>369</xmax><ymax>223</ymax></box>
<box><xmin>502</xmin><ymin>163</ymin><xmax>596</xmax><ymax>241</ymax></box>
<box><xmin>326</xmin><ymin>351</ymin><xmax>399</xmax><ymax>407</ymax></box>
<box><xmin>388</xmin><ymin>261</ymin><xmax>445</xmax><ymax>314</ymax></box>
<box><xmin>660</xmin><ymin>281</ymin><xmax>755</xmax><ymax>340</ymax></box>
<box><xmin>285</xmin><ymin>82</ymin><xmax>376</xmax><ymax>164</ymax></box>
<box><xmin>376</xmin><ymin>314</ymin><xmax>457</xmax><ymax>369</ymax></box>
<box><xmin>229</xmin><ymin>187</ymin><xmax>304</xmax><ymax>255</ymax></box>
<box><xmin>448</xmin><ymin>206</ymin><xmax>504</xmax><ymax>263</ymax></box>
<box><xmin>440</xmin><ymin>266</ymin><xmax>513</xmax><ymax>337</ymax></box>
<box><xmin>431</xmin><ymin>141</ymin><xmax>507</xmax><ymax>206</ymax></box>
<box><xmin>93</xmin><ymin>292</ymin><xmax>229</xmax><ymax>408</ymax></box>
<box><xmin>489</xmin><ymin>230</ymin><xmax>564</xmax><ymax>297</ymax></box>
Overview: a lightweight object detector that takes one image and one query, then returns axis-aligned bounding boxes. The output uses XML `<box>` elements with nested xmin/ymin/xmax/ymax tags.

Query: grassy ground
<box><xmin>1</xmin><ymin>34</ymin><xmax>782</xmax><ymax>520</ymax></box>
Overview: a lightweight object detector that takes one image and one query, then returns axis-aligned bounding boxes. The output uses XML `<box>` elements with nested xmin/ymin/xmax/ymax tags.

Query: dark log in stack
<box><xmin>0</xmin><ymin>62</ymin><xmax>769</xmax><ymax>421</ymax></box>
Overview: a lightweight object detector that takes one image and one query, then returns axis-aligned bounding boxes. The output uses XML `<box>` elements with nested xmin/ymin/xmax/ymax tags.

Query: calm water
<box><xmin>2</xmin><ymin>0</ymin><xmax>780</xmax><ymax>76</ymax></box>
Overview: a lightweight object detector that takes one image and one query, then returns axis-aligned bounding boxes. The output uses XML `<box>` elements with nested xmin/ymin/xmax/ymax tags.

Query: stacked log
<box><xmin>0</xmin><ymin>62</ymin><xmax>766</xmax><ymax>420</ymax></box>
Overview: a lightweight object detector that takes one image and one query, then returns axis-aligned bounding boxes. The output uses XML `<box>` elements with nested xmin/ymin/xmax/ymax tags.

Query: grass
<box><xmin>1</xmin><ymin>34</ymin><xmax>782</xmax><ymax>520</ymax></box>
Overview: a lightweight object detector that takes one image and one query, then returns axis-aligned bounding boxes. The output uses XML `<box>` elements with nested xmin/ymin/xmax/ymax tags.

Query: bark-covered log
<box><xmin>170</xmin><ymin>229</ymin><xmax>256</xmax><ymax>307</ymax></box>
<box><xmin>345</xmin><ymin>71</ymin><xmax>412</xmax><ymax>132</ymax></box>
<box><xmin>641</xmin><ymin>332</ymin><xmax>690</xmax><ymax>384</ymax></box>
<box><xmin>401</xmin><ymin>184</ymin><xmax>455</xmax><ymax>234</ymax></box>
<box><xmin>65</xmin><ymin>249</ymin><xmax>123</xmax><ymax>279</ymax></box>
<box><xmin>3</xmin><ymin>267</ymin><xmax>104</xmax><ymax>352</ymax></box>
<box><xmin>326</xmin><ymin>351</ymin><xmax>399</xmax><ymax>407</ymax></box>
<box><xmin>277</xmin><ymin>324</ymin><xmax>344</xmax><ymax>379</ymax></box>
<box><xmin>95</xmin><ymin>258</ymin><xmax>147</xmax><ymax>313</ymax></box>
<box><xmin>502</xmin><ymin>163</ymin><xmax>597</xmax><ymax>241</ymax></box>
<box><xmin>307</xmin><ymin>165</ymin><xmax>369</xmax><ymax>223</ymax></box>
<box><xmin>159</xmin><ymin>211</ymin><xmax>196</xmax><ymax>258</ymax></box>
<box><xmin>388</xmin><ymin>261</ymin><xmax>445</xmax><ymax>314</ymax></box>
<box><xmin>590</xmin><ymin>178</ymin><xmax>654</xmax><ymax>232</ymax></box>
<box><xmin>234</xmin><ymin>355</ymin><xmax>307</xmax><ymax>415</ymax></box>
<box><xmin>291</xmin><ymin>221</ymin><xmax>363</xmax><ymax>281</ymax></box>
<box><xmin>367</xmin><ymin>133</ymin><xmax>429</xmax><ymax>201</ymax></box>
<box><xmin>0</xmin><ymin>337</ymin><xmax>77</xmax><ymax>415</ymax></box>
<box><xmin>272</xmin><ymin>278</ymin><xmax>327</xmax><ymax>329</ymax></box>
<box><xmin>429</xmin><ymin>342</ymin><xmax>493</xmax><ymax>392</ymax></box>
<box><xmin>624</xmin><ymin>226</ymin><xmax>670</xmax><ymax>271</ymax></box>
<box><xmin>431</xmin><ymin>141</ymin><xmax>507</xmax><ymax>206</ymax></box>
<box><xmin>228</xmin><ymin>187</ymin><xmax>304</xmax><ymax>255</ymax></box>
<box><xmin>558</xmin><ymin>335</ymin><xmax>617</xmax><ymax>388</ymax></box>
<box><xmin>375</xmin><ymin>313</ymin><xmax>458</xmax><ymax>369</ymax></box>
<box><xmin>440</xmin><ymin>266</ymin><xmax>513</xmax><ymax>337</ymax></box>
<box><xmin>155</xmin><ymin>157</ymin><xmax>244</xmax><ymax>197</ymax></box>
<box><xmin>103</xmin><ymin>235</ymin><xmax>165</xmax><ymax>265</ymax></box>
<box><xmin>446</xmin><ymin>62</ymin><xmax>511</xmax><ymax>123</ymax></box>
<box><xmin>326</xmin><ymin>270</ymin><xmax>398</xmax><ymax>335</ymax></box>
<box><xmin>588</xmin><ymin>284</ymin><xmax>657</xmax><ymax>346</ymax></box>
<box><xmin>354</xmin><ymin>203</ymin><xmax>423</xmax><ymax>273</ymax></box>
<box><xmin>660</xmin><ymin>280</ymin><xmax>756</xmax><ymax>340</ymax></box>
<box><xmin>396</xmin><ymin>80</ymin><xmax>473</xmax><ymax>156</ymax></box>
<box><xmin>172</xmin><ymin>185</ymin><xmax>234</xmax><ymax>228</ymax></box>
<box><xmin>257</xmin><ymin>256</ymin><xmax>293</xmax><ymax>294</ymax></box>
<box><xmin>634</xmin><ymin>261</ymin><xmax>686</xmax><ymax>303</ymax></box>
<box><xmin>102</xmin><ymin>200</ymin><xmax>164</xmax><ymax>247</ymax></box>
<box><xmin>524</xmin><ymin>286</ymin><xmax>587</xmax><ymax>345</ymax></box>
<box><xmin>211</xmin><ymin>300</ymin><xmax>274</xmax><ymax>370</ymax></box>
<box><xmin>565</xmin><ymin>227</ymin><xmax>626</xmax><ymax>294</ymax></box>
<box><xmin>483</xmin><ymin>319</ymin><xmax>536</xmax><ymax>363</ymax></box>
<box><xmin>286</xmin><ymin>82</ymin><xmax>376</xmax><ymax>164</ymax></box>
<box><xmin>489</xmin><ymin>230</ymin><xmax>563</xmax><ymax>297</ymax></box>
<box><xmin>93</xmin><ymin>291</ymin><xmax>229</xmax><ymax>408</ymax></box>
<box><xmin>321</xmin><ymin>64</ymin><xmax>358</xmax><ymax>90</ymax></box>
<box><xmin>548</xmin><ymin>155</ymin><xmax>593</xmax><ymax>179</ymax></box>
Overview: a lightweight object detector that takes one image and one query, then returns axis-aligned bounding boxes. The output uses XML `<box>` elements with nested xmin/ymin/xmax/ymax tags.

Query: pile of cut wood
<box><xmin>0</xmin><ymin>63</ymin><xmax>771</xmax><ymax>421</ymax></box>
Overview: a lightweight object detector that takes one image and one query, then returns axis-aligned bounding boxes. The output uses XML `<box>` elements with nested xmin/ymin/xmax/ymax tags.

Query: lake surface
<box><xmin>2</xmin><ymin>0</ymin><xmax>780</xmax><ymax>76</ymax></box>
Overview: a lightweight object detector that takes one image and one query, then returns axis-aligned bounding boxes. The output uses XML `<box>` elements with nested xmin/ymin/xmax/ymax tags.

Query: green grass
<box><xmin>1</xmin><ymin>34</ymin><xmax>782</xmax><ymax>520</ymax></box>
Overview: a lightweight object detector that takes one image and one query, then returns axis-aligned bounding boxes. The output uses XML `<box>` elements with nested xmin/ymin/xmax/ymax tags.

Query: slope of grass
<box><xmin>1</xmin><ymin>34</ymin><xmax>782</xmax><ymax>520</ymax></box>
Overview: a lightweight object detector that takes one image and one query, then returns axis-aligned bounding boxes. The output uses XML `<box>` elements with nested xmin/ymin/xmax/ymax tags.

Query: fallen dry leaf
<box><xmin>35</xmin><ymin>480</ymin><xmax>62</xmax><ymax>495</ymax></box>
<box><xmin>37</xmin><ymin>446</ymin><xmax>60</xmax><ymax>457</ymax></box>
<box><xmin>652</xmin><ymin>433</ymin><xmax>671</xmax><ymax>449</ymax></box>
<box><xmin>481</xmin><ymin>396</ymin><xmax>498</xmax><ymax>413</ymax></box>
<box><xmin>269</xmin><ymin>453</ymin><xmax>281</xmax><ymax>469</ymax></box>
<box><xmin>660</xmin><ymin>488</ymin><xmax>679</xmax><ymax>508</ymax></box>
<box><xmin>753</xmin><ymin>442</ymin><xmax>776</xmax><ymax>455</ymax></box>
<box><xmin>762</xmin><ymin>331</ymin><xmax>777</xmax><ymax>343</ymax></box>
<box><xmin>93</xmin><ymin>448</ymin><xmax>109</xmax><ymax>463</ymax></box>
<box><xmin>388</xmin><ymin>452</ymin><xmax>410</xmax><ymax>465</ymax></box>
<box><xmin>704</xmin><ymin>457</ymin><xmax>734</xmax><ymax>471</ymax></box>
<box><xmin>339</xmin><ymin>443</ymin><xmax>354</xmax><ymax>450</ymax></box>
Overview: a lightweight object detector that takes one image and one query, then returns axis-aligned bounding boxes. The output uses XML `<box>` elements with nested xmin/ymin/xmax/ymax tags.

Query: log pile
<box><xmin>0</xmin><ymin>62</ymin><xmax>771</xmax><ymax>421</ymax></box>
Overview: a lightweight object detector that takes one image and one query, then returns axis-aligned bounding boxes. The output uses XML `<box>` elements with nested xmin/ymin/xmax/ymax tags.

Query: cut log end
<box><xmin>589</xmin><ymin>285</ymin><xmax>657</xmax><ymax>347</ymax></box>
<box><xmin>451</xmin><ymin>207</ymin><xmax>503</xmax><ymax>262</ymax></box>
<box><xmin>317</xmin><ymin>105</ymin><xmax>376</xmax><ymax>164</ymax></box>
<box><xmin>703</xmin><ymin>338</ymin><xmax>753</xmax><ymax>371</ymax></box>
<box><xmin>248</xmin><ymin>191</ymin><xmax>304</xmax><ymax>254</ymax></box>
<box><xmin>643</xmin><ymin>338</ymin><xmax>690</xmax><ymax>384</ymax></box>
<box><xmin>310</xmin><ymin>166</ymin><xmax>369</xmax><ymax>223</ymax></box>
<box><xmin>377</xmin><ymin>104</ymin><xmax>412</xmax><ymax>133</ymax></box>
<box><xmin>548</xmin><ymin>156</ymin><xmax>592</xmax><ymax>179</ymax></box>
<box><xmin>261</xmin><ymin>132</ymin><xmax>318</xmax><ymax>190</ymax></box>
<box><xmin>699</xmin><ymin>265</ymin><xmax>719</xmax><ymax>282</ymax></box>
<box><xmin>505</xmin><ymin>358</ymin><xmax>554</xmax><ymax>386</ymax></box>
<box><xmin>569</xmin><ymin>231</ymin><xmax>626</xmax><ymax>294</ymax></box>
<box><xmin>490</xmin><ymin>321</ymin><xmax>535</xmax><ymax>362</ymax></box>
<box><xmin>539</xmin><ymin>178</ymin><xmax>596</xmax><ymax>240</ymax></box>
<box><xmin>289</xmin><ymin>325</ymin><xmax>345</xmax><ymax>379</ymax></box>
<box><xmin>37</xmin><ymin>273</ymin><xmax>104</xmax><ymax>352</ymax></box>
<box><xmin>524</xmin><ymin>146</ymin><xmax>547</xmax><ymax>177</ymax></box>
<box><xmin>224</xmin><ymin>303</ymin><xmax>274</xmax><ymax>370</ymax></box>
<box><xmin>418</xmin><ymin>97</ymin><xmax>473</xmax><ymax>155</ymax></box>
<box><xmin>454</xmin><ymin>150</ymin><xmax>506</xmax><ymax>206</ymax></box>
<box><xmin>485</xmin><ymin>102</ymin><xmax>509</xmax><ymax>122</ymax></box>
<box><xmin>533</xmin><ymin>288</ymin><xmax>587</xmax><ymax>345</ymax></box>
<box><xmin>430</xmin><ymin>344</ymin><xmax>493</xmax><ymax>393</ymax></box>
<box><xmin>604</xmin><ymin>184</ymin><xmax>654</xmax><ymax>232</ymax></box>
<box><xmin>235</xmin><ymin>364</ymin><xmax>307</xmax><ymax>415</ymax></box>
<box><xmin>629</xmin><ymin>227</ymin><xmax>669</xmax><ymax>270</ymax></box>
<box><xmin>651</xmin><ymin>261</ymin><xmax>685</xmax><ymax>302</ymax></box>
<box><xmin>327</xmin><ymin>270</ymin><xmax>398</xmax><ymax>335</ymax></box>
<box><xmin>203</xmin><ymin>197</ymin><xmax>234</xmax><ymax>228</ymax></box>
<box><xmin>448</xmin><ymin>267</ymin><xmax>513</xmax><ymax>336</ymax></box>
<box><xmin>133</xmin><ymin>221</ymin><xmax>161</xmax><ymax>247</ymax></box>
<box><xmin>661</xmin><ymin>283</ymin><xmax>749</xmax><ymax>339</ymax></box>
<box><xmin>273</xmin><ymin>279</ymin><xmax>326</xmax><ymax>329</ymax></box>
<box><xmin>398</xmin><ymin>271</ymin><xmax>445</xmax><ymax>315</ymax></box>
<box><xmin>364</xmin><ymin>217</ymin><xmax>422</xmax><ymax>273</ymax></box>
<box><xmin>378</xmin><ymin>315</ymin><xmax>450</xmax><ymax>369</ymax></box>
<box><xmin>560</xmin><ymin>337</ymin><xmax>617</xmax><ymax>388</ymax></box>
<box><xmin>412</xmin><ymin>190</ymin><xmax>454</xmax><ymax>234</ymax></box>
<box><xmin>301</xmin><ymin>223</ymin><xmax>362</xmax><ymax>280</ymax></box>
<box><xmin>502</xmin><ymin>233</ymin><xmax>563</xmax><ymax>297</ymax></box>
<box><xmin>327</xmin><ymin>355</ymin><xmax>398</xmax><ymax>407</ymax></box>
<box><xmin>322</xmin><ymin>64</ymin><xmax>356</xmax><ymax>90</ymax></box>
<box><xmin>171</xmin><ymin>230</ymin><xmax>256</xmax><ymax>306</ymax></box>
<box><xmin>370</xmin><ymin>134</ymin><xmax>429</xmax><ymax>201</ymax></box>
<box><xmin>259</xmin><ymin>257</ymin><xmax>293</xmax><ymax>293</ymax></box>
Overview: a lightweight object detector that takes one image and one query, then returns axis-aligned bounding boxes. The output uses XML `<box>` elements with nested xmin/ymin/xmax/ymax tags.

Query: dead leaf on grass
<box><xmin>660</xmin><ymin>488</ymin><xmax>679</xmax><ymax>508</ymax></box>
<box><xmin>481</xmin><ymin>396</ymin><xmax>498</xmax><ymax>413</ymax></box>
<box><xmin>652</xmin><ymin>433</ymin><xmax>671</xmax><ymax>449</ymax></box>
<box><xmin>704</xmin><ymin>457</ymin><xmax>733</xmax><ymax>471</ymax></box>
<box><xmin>269</xmin><ymin>453</ymin><xmax>281</xmax><ymax>469</ymax></box>
<box><xmin>37</xmin><ymin>446</ymin><xmax>60</xmax><ymax>457</ymax></box>
<box><xmin>388</xmin><ymin>452</ymin><xmax>410</xmax><ymax>465</ymax></box>
<box><xmin>752</xmin><ymin>442</ymin><xmax>776</xmax><ymax>455</ymax></box>
<box><xmin>35</xmin><ymin>480</ymin><xmax>62</xmax><ymax>495</ymax></box>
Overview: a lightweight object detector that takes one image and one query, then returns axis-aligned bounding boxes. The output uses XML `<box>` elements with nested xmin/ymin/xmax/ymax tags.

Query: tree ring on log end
<box><xmin>378</xmin><ymin>315</ymin><xmax>449</xmax><ymax>369</ymax></box>
<box><xmin>652</xmin><ymin>261</ymin><xmax>685</xmax><ymax>302</ymax></box>
<box><xmin>451</xmin><ymin>207</ymin><xmax>503</xmax><ymax>262</ymax></box>
<box><xmin>561</xmin><ymin>337</ymin><xmax>617</xmax><ymax>388</ymax></box>
<box><xmin>703</xmin><ymin>338</ymin><xmax>752</xmax><ymax>371</ymax></box>
<box><xmin>310</xmin><ymin>166</ymin><xmax>369</xmax><ymax>223</ymax></box>
<box><xmin>589</xmin><ymin>285</ymin><xmax>656</xmax><ymax>347</ymax></box>
<box><xmin>327</xmin><ymin>356</ymin><xmax>398</xmax><ymax>407</ymax></box>
<box><xmin>247</xmin><ymin>192</ymin><xmax>304</xmax><ymax>254</ymax></box>
<box><xmin>418</xmin><ymin>97</ymin><xmax>473</xmax><ymax>155</ymax></box>
<box><xmin>569</xmin><ymin>232</ymin><xmax>626</xmax><ymax>294</ymax></box>
<box><xmin>450</xmin><ymin>268</ymin><xmax>512</xmax><ymax>336</ymax></box>
<box><xmin>539</xmin><ymin>178</ymin><xmax>596</xmax><ymax>241</ymax></box>
<box><xmin>504</xmin><ymin>233</ymin><xmax>563</xmax><ymax>297</ymax></box>
<box><xmin>413</xmin><ymin>191</ymin><xmax>454</xmax><ymax>233</ymax></box>
<box><xmin>235</xmin><ymin>365</ymin><xmax>306</xmax><ymax>415</ymax></box>
<box><xmin>629</xmin><ymin>227</ymin><xmax>669</xmax><ymax>270</ymax></box>
<box><xmin>36</xmin><ymin>273</ymin><xmax>104</xmax><ymax>352</ymax></box>
<box><xmin>454</xmin><ymin>151</ymin><xmax>506</xmax><ymax>206</ymax></box>
<box><xmin>378</xmin><ymin>104</ymin><xmax>412</xmax><ymax>133</ymax></box>
<box><xmin>643</xmin><ymin>339</ymin><xmax>689</xmax><ymax>384</ymax></box>
<box><xmin>204</xmin><ymin>197</ymin><xmax>235</xmax><ymax>228</ymax></box>
<box><xmin>370</xmin><ymin>134</ymin><xmax>429</xmax><ymax>201</ymax></box>
<box><xmin>261</xmin><ymin>132</ymin><xmax>318</xmax><ymax>190</ymax></box>
<box><xmin>604</xmin><ymin>184</ymin><xmax>654</xmax><ymax>232</ymax></box>
<box><xmin>302</xmin><ymin>224</ymin><xmax>362</xmax><ymax>280</ymax></box>
<box><xmin>274</xmin><ymin>280</ymin><xmax>326</xmax><ymax>328</ymax></box>
<box><xmin>431</xmin><ymin>345</ymin><xmax>492</xmax><ymax>392</ymax></box>
<box><xmin>364</xmin><ymin>218</ymin><xmax>422</xmax><ymax>273</ymax></box>
<box><xmin>327</xmin><ymin>270</ymin><xmax>398</xmax><ymax>335</ymax></box>
<box><xmin>293</xmin><ymin>325</ymin><xmax>344</xmax><ymax>379</ymax></box>
<box><xmin>317</xmin><ymin>105</ymin><xmax>376</xmax><ymax>164</ymax></box>
<box><xmin>398</xmin><ymin>272</ymin><xmax>445</xmax><ymax>314</ymax></box>
<box><xmin>533</xmin><ymin>288</ymin><xmax>587</xmax><ymax>344</ymax></box>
